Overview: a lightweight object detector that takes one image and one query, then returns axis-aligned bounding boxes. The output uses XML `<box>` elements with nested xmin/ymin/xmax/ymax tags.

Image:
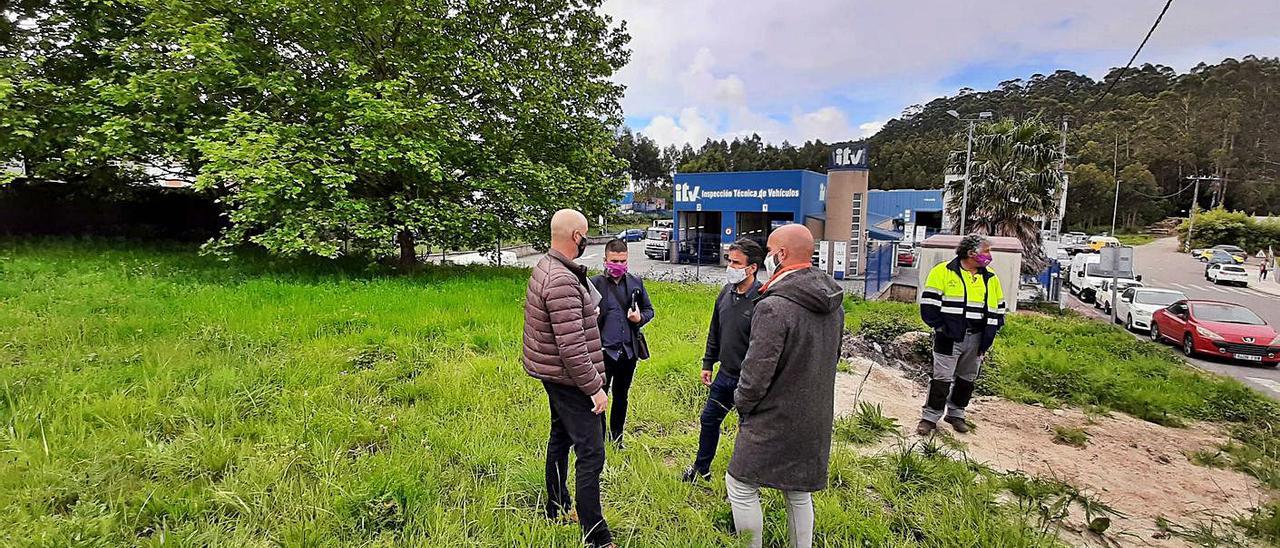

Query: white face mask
<box><xmin>764</xmin><ymin>252</ymin><xmax>781</xmax><ymax>274</ymax></box>
<box><xmin>726</xmin><ymin>266</ymin><xmax>748</xmax><ymax>285</ymax></box>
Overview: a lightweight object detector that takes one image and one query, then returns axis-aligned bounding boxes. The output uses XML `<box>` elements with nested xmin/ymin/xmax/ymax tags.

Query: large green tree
<box><xmin>5</xmin><ymin>0</ymin><xmax>630</xmax><ymax>264</ymax></box>
<box><xmin>946</xmin><ymin>119</ymin><xmax>1064</xmax><ymax>273</ymax></box>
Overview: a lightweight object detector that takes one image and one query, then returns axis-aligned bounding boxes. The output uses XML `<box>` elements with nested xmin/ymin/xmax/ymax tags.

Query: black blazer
<box><xmin>590</xmin><ymin>272</ymin><xmax>655</xmax><ymax>359</ymax></box>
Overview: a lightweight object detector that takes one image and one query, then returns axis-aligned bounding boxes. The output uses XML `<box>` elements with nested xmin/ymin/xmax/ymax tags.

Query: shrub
<box><xmin>859</xmin><ymin>314</ymin><xmax>926</xmax><ymax>344</ymax></box>
<box><xmin>1177</xmin><ymin>207</ymin><xmax>1280</xmax><ymax>253</ymax></box>
<box><xmin>1236</xmin><ymin>500</ymin><xmax>1280</xmax><ymax>545</ymax></box>
<box><xmin>1051</xmin><ymin>425</ymin><xmax>1089</xmax><ymax>448</ymax></box>
<box><xmin>834</xmin><ymin>402</ymin><xmax>900</xmax><ymax>445</ymax></box>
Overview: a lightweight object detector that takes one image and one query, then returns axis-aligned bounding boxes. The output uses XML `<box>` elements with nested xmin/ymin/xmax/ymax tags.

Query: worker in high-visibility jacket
<box><xmin>916</xmin><ymin>234</ymin><xmax>1006</xmax><ymax>436</ymax></box>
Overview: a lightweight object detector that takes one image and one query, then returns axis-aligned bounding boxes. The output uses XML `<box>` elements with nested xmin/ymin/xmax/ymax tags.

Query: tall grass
<box><xmin>846</xmin><ymin>300</ymin><xmax>1279</xmax><ymax>428</ymax></box>
<box><xmin>0</xmin><ymin>239</ymin><xmax>1062</xmax><ymax>546</ymax></box>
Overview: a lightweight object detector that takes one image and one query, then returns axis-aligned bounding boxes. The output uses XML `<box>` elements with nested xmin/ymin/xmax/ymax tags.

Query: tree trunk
<box><xmin>397</xmin><ymin>229</ymin><xmax>418</xmax><ymax>266</ymax></box>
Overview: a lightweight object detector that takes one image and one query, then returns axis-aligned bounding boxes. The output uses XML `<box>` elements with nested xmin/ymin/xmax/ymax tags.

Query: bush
<box><xmin>858</xmin><ymin>313</ymin><xmax>926</xmax><ymax>344</ymax></box>
<box><xmin>1177</xmin><ymin>207</ymin><xmax>1280</xmax><ymax>253</ymax></box>
<box><xmin>1051</xmin><ymin>425</ymin><xmax>1090</xmax><ymax>448</ymax></box>
<box><xmin>834</xmin><ymin>402</ymin><xmax>900</xmax><ymax>445</ymax></box>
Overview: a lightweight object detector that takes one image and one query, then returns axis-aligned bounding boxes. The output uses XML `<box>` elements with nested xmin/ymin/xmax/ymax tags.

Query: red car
<box><xmin>1150</xmin><ymin>300</ymin><xmax>1280</xmax><ymax>366</ymax></box>
<box><xmin>897</xmin><ymin>250</ymin><xmax>916</xmax><ymax>267</ymax></box>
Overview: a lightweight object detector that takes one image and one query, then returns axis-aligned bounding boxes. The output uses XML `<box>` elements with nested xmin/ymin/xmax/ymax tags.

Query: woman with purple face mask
<box><xmin>590</xmin><ymin>239</ymin><xmax>655</xmax><ymax>447</ymax></box>
<box><xmin>916</xmin><ymin>234</ymin><xmax>1006</xmax><ymax>436</ymax></box>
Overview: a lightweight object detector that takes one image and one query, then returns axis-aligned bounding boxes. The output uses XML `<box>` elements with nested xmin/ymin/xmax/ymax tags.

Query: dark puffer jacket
<box><xmin>522</xmin><ymin>249</ymin><xmax>606</xmax><ymax>395</ymax></box>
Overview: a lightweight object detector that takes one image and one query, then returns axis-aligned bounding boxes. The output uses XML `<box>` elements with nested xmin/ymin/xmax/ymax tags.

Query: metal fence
<box><xmin>863</xmin><ymin>241</ymin><xmax>895</xmax><ymax>299</ymax></box>
<box><xmin>1032</xmin><ymin>258</ymin><xmax>1062</xmax><ymax>302</ymax></box>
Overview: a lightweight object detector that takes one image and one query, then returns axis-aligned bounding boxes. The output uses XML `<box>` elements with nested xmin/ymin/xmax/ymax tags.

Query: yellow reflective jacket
<box><xmin>919</xmin><ymin>257</ymin><xmax>1006</xmax><ymax>353</ymax></box>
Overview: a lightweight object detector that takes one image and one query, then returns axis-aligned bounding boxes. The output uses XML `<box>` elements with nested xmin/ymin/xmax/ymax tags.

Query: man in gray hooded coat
<box><xmin>727</xmin><ymin>224</ymin><xmax>845</xmax><ymax>548</ymax></box>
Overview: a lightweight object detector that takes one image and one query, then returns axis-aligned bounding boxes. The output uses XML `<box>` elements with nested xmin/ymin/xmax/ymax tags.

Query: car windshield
<box><xmin>1192</xmin><ymin>303</ymin><xmax>1265</xmax><ymax>325</ymax></box>
<box><xmin>1134</xmin><ymin>291</ymin><xmax>1184</xmax><ymax>306</ymax></box>
<box><xmin>645</xmin><ymin>229</ymin><xmax>665</xmax><ymax>240</ymax></box>
<box><xmin>1223</xmin><ymin>266</ymin><xmax>1246</xmax><ymax>273</ymax></box>
<box><xmin>1214</xmin><ymin>246</ymin><xmax>1243</xmax><ymax>252</ymax></box>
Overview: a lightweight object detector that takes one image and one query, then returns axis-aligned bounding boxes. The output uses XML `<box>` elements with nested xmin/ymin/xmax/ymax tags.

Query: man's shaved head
<box><xmin>550</xmin><ymin>209</ymin><xmax>588</xmax><ymax>245</ymax></box>
<box><xmin>767</xmin><ymin>224</ymin><xmax>814</xmax><ymax>267</ymax></box>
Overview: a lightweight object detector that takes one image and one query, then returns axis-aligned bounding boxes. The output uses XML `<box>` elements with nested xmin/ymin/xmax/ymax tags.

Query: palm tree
<box><xmin>946</xmin><ymin>118</ymin><xmax>1063</xmax><ymax>274</ymax></box>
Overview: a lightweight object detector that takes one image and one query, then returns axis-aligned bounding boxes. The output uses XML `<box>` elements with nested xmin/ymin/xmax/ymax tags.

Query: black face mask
<box><xmin>575</xmin><ymin>232</ymin><xmax>588</xmax><ymax>259</ymax></box>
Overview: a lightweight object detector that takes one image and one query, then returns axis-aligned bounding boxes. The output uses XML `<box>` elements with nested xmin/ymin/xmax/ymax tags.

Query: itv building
<box><xmin>668</xmin><ymin>144</ymin><xmax>943</xmax><ymax>279</ymax></box>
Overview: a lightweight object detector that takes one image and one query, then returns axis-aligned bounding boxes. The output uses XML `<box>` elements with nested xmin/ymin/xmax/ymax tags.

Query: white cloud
<box><xmin>859</xmin><ymin>120</ymin><xmax>887</xmax><ymax>139</ymax></box>
<box><xmin>641</xmin><ymin>108</ymin><xmax>718</xmax><ymax>148</ymax></box>
<box><xmin>636</xmin><ymin>49</ymin><xmax>870</xmax><ymax>147</ymax></box>
<box><xmin>604</xmin><ymin>0</ymin><xmax>1280</xmax><ymax>147</ymax></box>
<box><xmin>793</xmin><ymin>107</ymin><xmax>852</xmax><ymax>143</ymax></box>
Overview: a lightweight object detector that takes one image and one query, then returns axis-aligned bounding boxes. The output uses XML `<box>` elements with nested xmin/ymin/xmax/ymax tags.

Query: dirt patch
<box><xmin>834</xmin><ymin>357</ymin><xmax>1271</xmax><ymax>547</ymax></box>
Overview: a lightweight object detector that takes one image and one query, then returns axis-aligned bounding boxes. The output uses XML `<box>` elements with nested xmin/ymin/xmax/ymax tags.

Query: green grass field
<box><xmin>0</xmin><ymin>240</ymin><xmax>1273</xmax><ymax>546</ymax></box>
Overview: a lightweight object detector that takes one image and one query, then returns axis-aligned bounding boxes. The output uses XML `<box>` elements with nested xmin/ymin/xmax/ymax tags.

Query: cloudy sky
<box><xmin>601</xmin><ymin>0</ymin><xmax>1280</xmax><ymax>148</ymax></box>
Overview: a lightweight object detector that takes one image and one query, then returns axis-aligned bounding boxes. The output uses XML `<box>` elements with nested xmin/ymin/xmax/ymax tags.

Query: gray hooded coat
<box><xmin>729</xmin><ymin>267</ymin><xmax>845</xmax><ymax>492</ymax></box>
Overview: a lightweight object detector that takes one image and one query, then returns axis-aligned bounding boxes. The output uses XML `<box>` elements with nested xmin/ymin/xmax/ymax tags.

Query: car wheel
<box><xmin>1183</xmin><ymin>334</ymin><xmax>1197</xmax><ymax>357</ymax></box>
<box><xmin>1150</xmin><ymin>323</ymin><xmax>1161</xmax><ymax>342</ymax></box>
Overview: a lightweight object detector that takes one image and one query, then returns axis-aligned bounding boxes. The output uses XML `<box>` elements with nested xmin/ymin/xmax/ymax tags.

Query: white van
<box><xmin>1067</xmin><ymin>252</ymin><xmax>1140</xmax><ymax>303</ymax></box>
<box><xmin>644</xmin><ymin>226</ymin><xmax>672</xmax><ymax>260</ymax></box>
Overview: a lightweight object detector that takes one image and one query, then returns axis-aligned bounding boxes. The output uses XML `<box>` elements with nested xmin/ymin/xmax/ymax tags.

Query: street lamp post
<box><xmin>947</xmin><ymin>110</ymin><xmax>993</xmax><ymax>235</ymax></box>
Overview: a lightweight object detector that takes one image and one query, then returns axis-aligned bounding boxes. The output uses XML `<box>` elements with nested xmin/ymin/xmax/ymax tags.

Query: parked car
<box><xmin>1204</xmin><ymin>250</ymin><xmax>1243</xmax><ymax>274</ymax></box>
<box><xmin>1151</xmin><ymin>300</ymin><xmax>1280</xmax><ymax>365</ymax></box>
<box><xmin>615</xmin><ymin>228</ymin><xmax>645</xmax><ymax>242</ymax></box>
<box><xmin>447</xmin><ymin>250</ymin><xmax>518</xmax><ymax>266</ymax></box>
<box><xmin>897</xmin><ymin>243</ymin><xmax>916</xmax><ymax>267</ymax></box>
<box><xmin>1197</xmin><ymin>245</ymin><xmax>1246</xmax><ymax>263</ymax></box>
<box><xmin>1086</xmin><ymin>235</ymin><xmax>1121</xmax><ymax>252</ymax></box>
<box><xmin>1114</xmin><ymin>287</ymin><xmax>1187</xmax><ymax>333</ymax></box>
<box><xmin>1095</xmin><ymin>278</ymin><xmax>1145</xmax><ymax>314</ymax></box>
<box><xmin>1207</xmin><ymin>263</ymin><xmax>1250</xmax><ymax>287</ymax></box>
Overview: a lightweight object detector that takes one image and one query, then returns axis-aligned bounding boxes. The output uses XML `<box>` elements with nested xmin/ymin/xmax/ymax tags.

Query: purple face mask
<box><xmin>974</xmin><ymin>252</ymin><xmax>993</xmax><ymax>268</ymax></box>
<box><xmin>605</xmin><ymin>261</ymin><xmax>628</xmax><ymax>278</ymax></box>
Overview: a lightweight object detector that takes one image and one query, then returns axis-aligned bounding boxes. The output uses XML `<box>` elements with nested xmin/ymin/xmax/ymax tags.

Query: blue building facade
<box><xmin>669</xmin><ymin>169</ymin><xmax>942</xmax><ymax>264</ymax></box>
<box><xmin>672</xmin><ymin>171</ymin><xmax>827</xmax><ymax>261</ymax></box>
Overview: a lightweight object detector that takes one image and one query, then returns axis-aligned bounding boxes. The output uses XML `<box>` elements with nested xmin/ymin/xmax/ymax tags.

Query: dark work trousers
<box><xmin>602</xmin><ymin>353</ymin><xmax>637</xmax><ymax>444</ymax></box>
<box><xmin>923</xmin><ymin>330</ymin><xmax>983</xmax><ymax>423</ymax></box>
<box><xmin>543</xmin><ymin>381</ymin><xmax>612</xmax><ymax>547</ymax></box>
<box><xmin>692</xmin><ymin>371</ymin><xmax>738</xmax><ymax>475</ymax></box>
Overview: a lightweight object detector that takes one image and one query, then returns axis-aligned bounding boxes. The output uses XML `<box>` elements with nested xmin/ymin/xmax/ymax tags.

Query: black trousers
<box><xmin>543</xmin><ymin>381</ymin><xmax>611</xmax><ymax>547</ymax></box>
<box><xmin>692</xmin><ymin>371</ymin><xmax>738</xmax><ymax>474</ymax></box>
<box><xmin>602</xmin><ymin>353</ymin><xmax>637</xmax><ymax>443</ymax></box>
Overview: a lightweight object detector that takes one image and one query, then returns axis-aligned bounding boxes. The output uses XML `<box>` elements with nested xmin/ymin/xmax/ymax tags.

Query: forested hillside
<box><xmin>619</xmin><ymin>57</ymin><xmax>1280</xmax><ymax>230</ymax></box>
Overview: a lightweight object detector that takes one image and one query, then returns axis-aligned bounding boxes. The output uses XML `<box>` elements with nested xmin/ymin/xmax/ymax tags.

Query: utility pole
<box><xmin>1054</xmin><ymin>116</ymin><xmax>1071</xmax><ymax>239</ymax></box>
<box><xmin>1110</xmin><ymin>133</ymin><xmax>1120</xmax><ymax>236</ymax></box>
<box><xmin>1182</xmin><ymin>175</ymin><xmax>1221</xmax><ymax>253</ymax></box>
<box><xmin>959</xmin><ymin>120</ymin><xmax>975</xmax><ymax>235</ymax></box>
<box><xmin>947</xmin><ymin>110</ymin><xmax>991</xmax><ymax>235</ymax></box>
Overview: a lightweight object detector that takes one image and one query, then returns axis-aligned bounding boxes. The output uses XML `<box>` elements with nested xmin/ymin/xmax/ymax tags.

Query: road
<box><xmin>518</xmin><ymin>241</ymin><xmax>866</xmax><ymax>294</ymax></box>
<box><xmin>518</xmin><ymin>241</ymin><xmax>731</xmax><ymax>285</ymax></box>
<box><xmin>1067</xmin><ymin>237</ymin><xmax>1280</xmax><ymax>399</ymax></box>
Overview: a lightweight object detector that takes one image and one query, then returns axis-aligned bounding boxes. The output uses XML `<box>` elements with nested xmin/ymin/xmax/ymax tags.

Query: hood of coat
<box><xmin>763</xmin><ymin>267</ymin><xmax>845</xmax><ymax>314</ymax></box>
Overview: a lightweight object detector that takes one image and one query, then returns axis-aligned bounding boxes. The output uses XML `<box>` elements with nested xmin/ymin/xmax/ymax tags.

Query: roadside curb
<box><xmin>1250</xmin><ymin>274</ymin><xmax>1280</xmax><ymax>297</ymax></box>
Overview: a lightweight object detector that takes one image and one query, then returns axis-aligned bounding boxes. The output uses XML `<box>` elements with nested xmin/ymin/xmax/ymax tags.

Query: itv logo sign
<box><xmin>829</xmin><ymin>143</ymin><xmax>868</xmax><ymax>170</ymax></box>
<box><xmin>675</xmin><ymin>183</ymin><xmax>701</xmax><ymax>203</ymax></box>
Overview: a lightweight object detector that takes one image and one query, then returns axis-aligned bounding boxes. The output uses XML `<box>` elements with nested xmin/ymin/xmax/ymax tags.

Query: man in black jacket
<box><xmin>682</xmin><ymin>238</ymin><xmax>764</xmax><ymax>482</ymax></box>
<box><xmin>590</xmin><ymin>238</ymin><xmax>655</xmax><ymax>446</ymax></box>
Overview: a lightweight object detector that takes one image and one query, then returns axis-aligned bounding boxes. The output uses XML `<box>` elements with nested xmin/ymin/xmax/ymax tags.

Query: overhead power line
<box><xmin>1129</xmin><ymin>179</ymin><xmax>1196</xmax><ymax>199</ymax></box>
<box><xmin>1084</xmin><ymin>0</ymin><xmax>1174</xmax><ymax>116</ymax></box>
